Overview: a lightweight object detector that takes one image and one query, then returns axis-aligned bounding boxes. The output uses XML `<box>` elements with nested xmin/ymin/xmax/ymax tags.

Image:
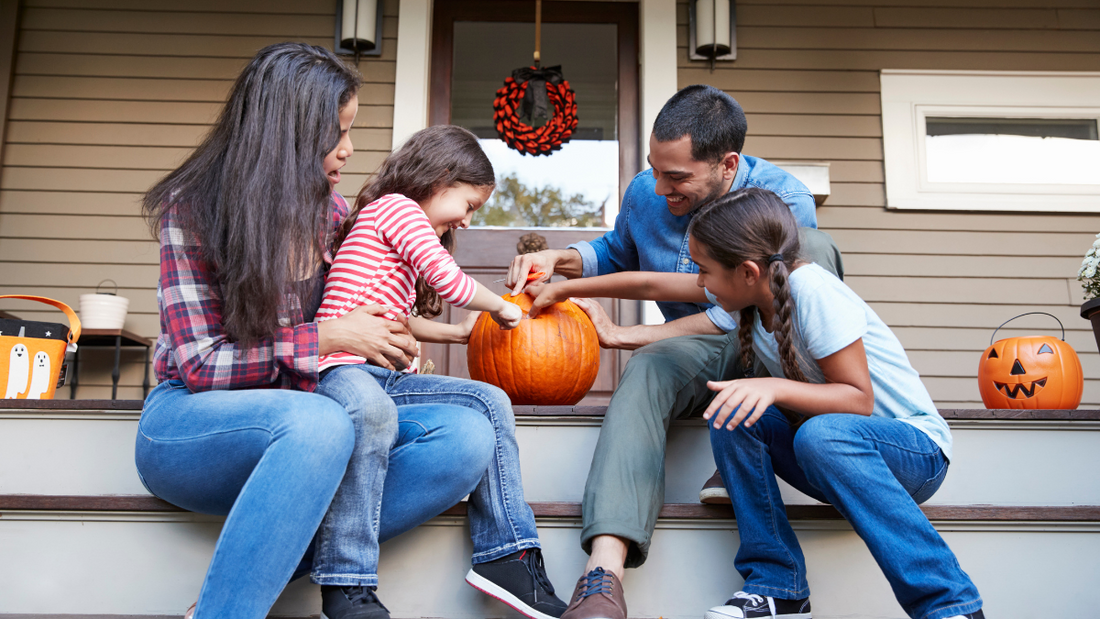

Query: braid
<box><xmin>738</xmin><ymin>307</ymin><xmax>756</xmax><ymax>375</ymax></box>
<box><xmin>687</xmin><ymin>186</ymin><xmax>806</xmax><ymax>385</ymax></box>
<box><xmin>768</xmin><ymin>260</ymin><xmax>806</xmax><ymax>383</ymax></box>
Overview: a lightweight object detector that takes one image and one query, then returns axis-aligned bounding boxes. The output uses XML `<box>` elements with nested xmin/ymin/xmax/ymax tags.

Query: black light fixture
<box><xmin>689</xmin><ymin>0</ymin><xmax>736</xmax><ymax>69</ymax></box>
<box><xmin>335</xmin><ymin>0</ymin><xmax>384</xmax><ymax>61</ymax></box>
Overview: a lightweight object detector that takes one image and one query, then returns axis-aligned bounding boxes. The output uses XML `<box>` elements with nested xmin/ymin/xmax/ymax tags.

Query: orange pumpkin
<box><xmin>467</xmin><ymin>293</ymin><xmax>599</xmax><ymax>405</ymax></box>
<box><xmin>978</xmin><ymin>335</ymin><xmax>1083</xmax><ymax>409</ymax></box>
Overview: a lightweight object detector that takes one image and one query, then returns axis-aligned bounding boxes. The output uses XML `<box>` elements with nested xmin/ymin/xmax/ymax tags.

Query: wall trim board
<box><xmin>0</xmin><ymin>0</ymin><xmax>21</xmax><ymax>166</ymax></box>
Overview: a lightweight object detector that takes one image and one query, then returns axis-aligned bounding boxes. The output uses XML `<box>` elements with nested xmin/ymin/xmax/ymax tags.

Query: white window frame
<box><xmin>880</xmin><ymin>70</ymin><xmax>1100</xmax><ymax>213</ymax></box>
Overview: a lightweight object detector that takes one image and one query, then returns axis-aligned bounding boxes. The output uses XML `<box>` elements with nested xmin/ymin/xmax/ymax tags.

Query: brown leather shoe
<box><xmin>560</xmin><ymin>568</ymin><xmax>627</xmax><ymax>619</ymax></box>
<box><xmin>699</xmin><ymin>469</ymin><xmax>730</xmax><ymax>505</ymax></box>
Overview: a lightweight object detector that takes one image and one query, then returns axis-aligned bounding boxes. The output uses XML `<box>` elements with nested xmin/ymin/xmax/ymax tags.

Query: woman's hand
<box><xmin>318</xmin><ymin>304</ymin><xmax>419</xmax><ymax>371</ymax></box>
<box><xmin>703</xmin><ymin>377</ymin><xmax>786</xmax><ymax>431</ymax></box>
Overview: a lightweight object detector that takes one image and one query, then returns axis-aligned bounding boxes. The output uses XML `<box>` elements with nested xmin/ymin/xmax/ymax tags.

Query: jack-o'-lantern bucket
<box><xmin>978</xmin><ymin>312</ymin><xmax>1083</xmax><ymax>410</ymax></box>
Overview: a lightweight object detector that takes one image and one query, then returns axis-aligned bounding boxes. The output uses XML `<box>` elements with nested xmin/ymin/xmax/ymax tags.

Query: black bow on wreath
<box><xmin>511</xmin><ymin>65</ymin><xmax>564</xmax><ymax>124</ymax></box>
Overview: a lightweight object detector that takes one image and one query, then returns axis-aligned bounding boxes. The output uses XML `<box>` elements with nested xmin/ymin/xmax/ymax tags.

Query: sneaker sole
<box><xmin>465</xmin><ymin>568</ymin><xmax>561</xmax><ymax>619</ymax></box>
<box><xmin>699</xmin><ymin>487</ymin><xmax>732</xmax><ymax>505</ymax></box>
<box><xmin>704</xmin><ymin>608</ymin><xmax>811</xmax><ymax>619</ymax></box>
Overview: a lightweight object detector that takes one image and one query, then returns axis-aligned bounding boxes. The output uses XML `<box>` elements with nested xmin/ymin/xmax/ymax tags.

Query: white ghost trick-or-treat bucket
<box><xmin>0</xmin><ymin>296</ymin><xmax>81</xmax><ymax>400</ymax></box>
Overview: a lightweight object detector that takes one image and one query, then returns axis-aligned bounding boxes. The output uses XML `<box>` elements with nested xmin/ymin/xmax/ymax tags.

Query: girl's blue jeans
<box><xmin>134</xmin><ymin>374</ymin><xmax>500</xmax><ymax>619</ymax></box>
<box><xmin>348</xmin><ymin>364</ymin><xmax>542</xmax><ymax>563</ymax></box>
<box><xmin>304</xmin><ymin>364</ymin><xmax>542</xmax><ymax>586</ymax></box>
<box><xmin>711</xmin><ymin>407</ymin><xmax>983</xmax><ymax>619</ymax></box>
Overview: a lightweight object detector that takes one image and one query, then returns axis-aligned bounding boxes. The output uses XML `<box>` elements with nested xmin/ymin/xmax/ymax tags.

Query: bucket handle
<box><xmin>0</xmin><ymin>295</ymin><xmax>82</xmax><ymax>345</ymax></box>
<box><xmin>95</xmin><ymin>279</ymin><xmax>118</xmax><ymax>295</ymax></box>
<box><xmin>990</xmin><ymin>311</ymin><xmax>1064</xmax><ymax>346</ymax></box>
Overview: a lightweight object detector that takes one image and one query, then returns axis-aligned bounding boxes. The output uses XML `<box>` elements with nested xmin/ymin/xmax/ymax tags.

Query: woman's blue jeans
<box><xmin>135</xmin><ymin>378</ymin><xmax>495</xmax><ymax>619</ymax></box>
<box><xmin>711</xmin><ymin>408</ymin><xmax>983</xmax><ymax>619</ymax></box>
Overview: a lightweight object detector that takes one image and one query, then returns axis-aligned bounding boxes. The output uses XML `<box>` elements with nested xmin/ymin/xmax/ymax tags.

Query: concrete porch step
<box><xmin>4</xmin><ymin>402</ymin><xmax>1100</xmax><ymax>507</ymax></box>
<box><xmin>2</xmin><ymin>402</ymin><xmax>1099</xmax><ymax>618</ymax></box>
<box><xmin>2</xmin><ymin>497</ymin><xmax>1099</xmax><ymax>618</ymax></box>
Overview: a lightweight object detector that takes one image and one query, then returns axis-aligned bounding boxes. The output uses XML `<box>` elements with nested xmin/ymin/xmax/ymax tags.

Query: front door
<box><xmin>421</xmin><ymin>0</ymin><xmax>641</xmax><ymax>405</ymax></box>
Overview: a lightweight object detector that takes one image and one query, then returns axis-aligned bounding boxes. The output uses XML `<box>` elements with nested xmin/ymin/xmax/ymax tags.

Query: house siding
<box><xmin>3</xmin><ymin>0</ymin><xmax>1099</xmax><ymax>406</ymax></box>
<box><xmin>0</xmin><ymin>0</ymin><xmax>398</xmax><ymax>398</ymax></box>
<box><xmin>676</xmin><ymin>0</ymin><xmax>1100</xmax><ymax>407</ymax></box>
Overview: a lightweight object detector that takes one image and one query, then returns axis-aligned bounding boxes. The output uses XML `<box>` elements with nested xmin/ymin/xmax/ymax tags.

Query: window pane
<box><xmin>925</xmin><ymin>117</ymin><xmax>1100</xmax><ymax>185</ymax></box>
<box><xmin>451</xmin><ymin>21</ymin><xmax>618</xmax><ymax>227</ymax></box>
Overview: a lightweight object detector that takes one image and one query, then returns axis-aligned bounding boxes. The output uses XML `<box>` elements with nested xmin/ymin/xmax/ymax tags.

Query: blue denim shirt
<box><xmin>569</xmin><ymin>154</ymin><xmax>817</xmax><ymax>332</ymax></box>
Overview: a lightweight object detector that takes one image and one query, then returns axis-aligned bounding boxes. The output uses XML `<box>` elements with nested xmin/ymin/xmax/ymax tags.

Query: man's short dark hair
<box><xmin>652</xmin><ymin>84</ymin><xmax>747</xmax><ymax>163</ymax></box>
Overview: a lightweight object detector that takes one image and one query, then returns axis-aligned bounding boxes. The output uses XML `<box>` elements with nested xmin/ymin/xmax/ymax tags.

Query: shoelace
<box><xmin>576</xmin><ymin>567</ymin><xmax>615</xmax><ymax>600</ymax></box>
<box><xmin>345</xmin><ymin>586</ymin><xmax>390</xmax><ymax>612</ymax></box>
<box><xmin>729</xmin><ymin>591</ymin><xmax>766</xmax><ymax>606</ymax></box>
<box><xmin>526</xmin><ymin>548</ymin><xmax>557</xmax><ymax>596</ymax></box>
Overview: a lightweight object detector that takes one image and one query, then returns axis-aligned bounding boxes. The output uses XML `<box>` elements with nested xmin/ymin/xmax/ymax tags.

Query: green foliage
<box><xmin>1079</xmin><ymin>233</ymin><xmax>1100</xmax><ymax>301</ymax></box>
<box><xmin>472</xmin><ymin>173</ymin><xmax>606</xmax><ymax>228</ymax></box>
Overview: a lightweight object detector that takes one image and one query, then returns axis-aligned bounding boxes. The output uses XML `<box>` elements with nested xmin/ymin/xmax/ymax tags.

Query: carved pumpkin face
<box><xmin>978</xmin><ymin>336</ymin><xmax>1083</xmax><ymax>409</ymax></box>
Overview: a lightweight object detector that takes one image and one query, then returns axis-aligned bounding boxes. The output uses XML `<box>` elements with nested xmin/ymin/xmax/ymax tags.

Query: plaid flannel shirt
<box><xmin>151</xmin><ymin>193</ymin><xmax>350</xmax><ymax>392</ymax></box>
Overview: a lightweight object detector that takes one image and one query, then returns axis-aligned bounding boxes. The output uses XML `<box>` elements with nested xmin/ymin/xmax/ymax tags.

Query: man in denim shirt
<box><xmin>507</xmin><ymin>85</ymin><xmax>842</xmax><ymax>619</ymax></box>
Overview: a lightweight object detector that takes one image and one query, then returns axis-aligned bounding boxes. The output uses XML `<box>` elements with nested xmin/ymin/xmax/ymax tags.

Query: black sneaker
<box><xmin>704</xmin><ymin>591</ymin><xmax>811</xmax><ymax>619</ymax></box>
<box><xmin>945</xmin><ymin>611</ymin><xmax>985</xmax><ymax>619</ymax></box>
<box><xmin>320</xmin><ymin>585</ymin><xmax>391</xmax><ymax>619</ymax></box>
<box><xmin>466</xmin><ymin>548</ymin><xmax>569</xmax><ymax>619</ymax></box>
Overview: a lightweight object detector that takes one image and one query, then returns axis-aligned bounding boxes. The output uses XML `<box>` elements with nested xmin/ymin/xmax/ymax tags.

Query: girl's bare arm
<box><xmin>703</xmin><ymin>339</ymin><xmax>876</xmax><ymax>431</ymax></box>
<box><xmin>527</xmin><ymin>271</ymin><xmax>707</xmax><ymax>317</ymax></box>
<box><xmin>407</xmin><ymin>311</ymin><xmax>481</xmax><ymax>345</ymax></box>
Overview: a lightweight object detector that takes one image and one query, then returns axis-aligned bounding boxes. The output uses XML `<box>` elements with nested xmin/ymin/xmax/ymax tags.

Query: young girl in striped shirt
<box><xmin>312</xmin><ymin>125</ymin><xmax>568</xmax><ymax>619</ymax></box>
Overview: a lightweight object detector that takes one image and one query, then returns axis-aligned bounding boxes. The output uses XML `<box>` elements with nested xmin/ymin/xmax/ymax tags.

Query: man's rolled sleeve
<box><xmin>567</xmin><ymin>240</ymin><xmax>602</xmax><ymax>279</ymax></box>
<box><xmin>703</xmin><ymin>288</ymin><xmax>738</xmax><ymax>333</ymax></box>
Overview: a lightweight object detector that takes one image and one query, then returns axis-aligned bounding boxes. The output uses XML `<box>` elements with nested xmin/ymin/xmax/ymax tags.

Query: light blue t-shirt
<box><xmin>707</xmin><ymin>263</ymin><xmax>952</xmax><ymax>460</ymax></box>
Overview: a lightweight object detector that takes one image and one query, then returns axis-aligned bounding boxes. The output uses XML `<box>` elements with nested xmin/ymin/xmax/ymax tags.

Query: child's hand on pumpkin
<box><xmin>526</xmin><ymin>281</ymin><xmax>563</xmax><ymax>319</ymax></box>
<box><xmin>490</xmin><ymin>300</ymin><xmax>523</xmax><ymax>330</ymax></box>
<box><xmin>454</xmin><ymin>310</ymin><xmax>481</xmax><ymax>344</ymax></box>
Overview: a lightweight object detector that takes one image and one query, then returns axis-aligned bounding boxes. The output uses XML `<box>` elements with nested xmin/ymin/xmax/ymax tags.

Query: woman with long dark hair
<box><xmin>136</xmin><ymin>43</ymin><xmax>497</xmax><ymax>619</ymax></box>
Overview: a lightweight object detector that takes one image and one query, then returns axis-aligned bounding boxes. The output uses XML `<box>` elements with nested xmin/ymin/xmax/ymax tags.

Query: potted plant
<box><xmin>1077</xmin><ymin>233</ymin><xmax>1100</xmax><ymax>354</ymax></box>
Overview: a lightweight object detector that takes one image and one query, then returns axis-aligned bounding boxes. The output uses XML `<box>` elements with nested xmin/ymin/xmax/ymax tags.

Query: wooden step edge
<box><xmin>3</xmin><ymin>399</ymin><xmax>1100</xmax><ymax>421</ymax></box>
<box><xmin>3</xmin><ymin>495</ymin><xmax>1099</xmax><ymax>522</ymax></box>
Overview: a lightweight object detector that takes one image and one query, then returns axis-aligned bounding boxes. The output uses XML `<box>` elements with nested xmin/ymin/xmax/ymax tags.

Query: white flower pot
<box><xmin>79</xmin><ymin>293</ymin><xmax>129</xmax><ymax>330</ymax></box>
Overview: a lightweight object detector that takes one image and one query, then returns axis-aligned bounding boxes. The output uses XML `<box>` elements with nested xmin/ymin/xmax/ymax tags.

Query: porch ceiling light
<box><xmin>336</xmin><ymin>0</ymin><xmax>383</xmax><ymax>58</ymax></box>
<box><xmin>689</xmin><ymin>0</ymin><xmax>736</xmax><ymax>65</ymax></box>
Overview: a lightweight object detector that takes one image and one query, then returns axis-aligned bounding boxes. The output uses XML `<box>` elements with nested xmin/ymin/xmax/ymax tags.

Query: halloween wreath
<box><xmin>493</xmin><ymin>65</ymin><xmax>578</xmax><ymax>157</ymax></box>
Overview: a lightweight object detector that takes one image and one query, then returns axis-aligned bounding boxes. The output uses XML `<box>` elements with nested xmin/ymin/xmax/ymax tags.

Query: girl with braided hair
<box><xmin>527</xmin><ymin>187</ymin><xmax>983</xmax><ymax>619</ymax></box>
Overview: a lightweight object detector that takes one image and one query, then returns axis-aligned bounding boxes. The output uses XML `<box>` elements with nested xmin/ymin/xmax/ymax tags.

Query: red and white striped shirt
<box><xmin>316</xmin><ymin>193</ymin><xmax>476</xmax><ymax>370</ymax></box>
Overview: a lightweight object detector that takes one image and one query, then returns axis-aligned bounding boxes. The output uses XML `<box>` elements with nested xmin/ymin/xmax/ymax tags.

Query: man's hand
<box><xmin>318</xmin><ymin>304</ymin><xmax>419</xmax><ymax>371</ymax></box>
<box><xmin>571</xmin><ymin>297</ymin><xmax>627</xmax><ymax>349</ymax></box>
<box><xmin>506</xmin><ymin>248</ymin><xmax>583</xmax><ymax>296</ymax></box>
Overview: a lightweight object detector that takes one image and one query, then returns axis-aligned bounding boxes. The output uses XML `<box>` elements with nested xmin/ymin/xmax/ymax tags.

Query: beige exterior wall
<box><xmin>2</xmin><ymin>0</ymin><xmax>1100</xmax><ymax>406</ymax></box>
<box><xmin>677</xmin><ymin>0</ymin><xmax>1100</xmax><ymax>407</ymax></box>
<box><xmin>0</xmin><ymin>0</ymin><xmax>398</xmax><ymax>398</ymax></box>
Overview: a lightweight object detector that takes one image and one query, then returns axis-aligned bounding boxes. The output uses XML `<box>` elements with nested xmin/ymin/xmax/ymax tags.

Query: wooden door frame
<box><xmin>429</xmin><ymin>0</ymin><xmax>641</xmax><ymax>201</ymax></box>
